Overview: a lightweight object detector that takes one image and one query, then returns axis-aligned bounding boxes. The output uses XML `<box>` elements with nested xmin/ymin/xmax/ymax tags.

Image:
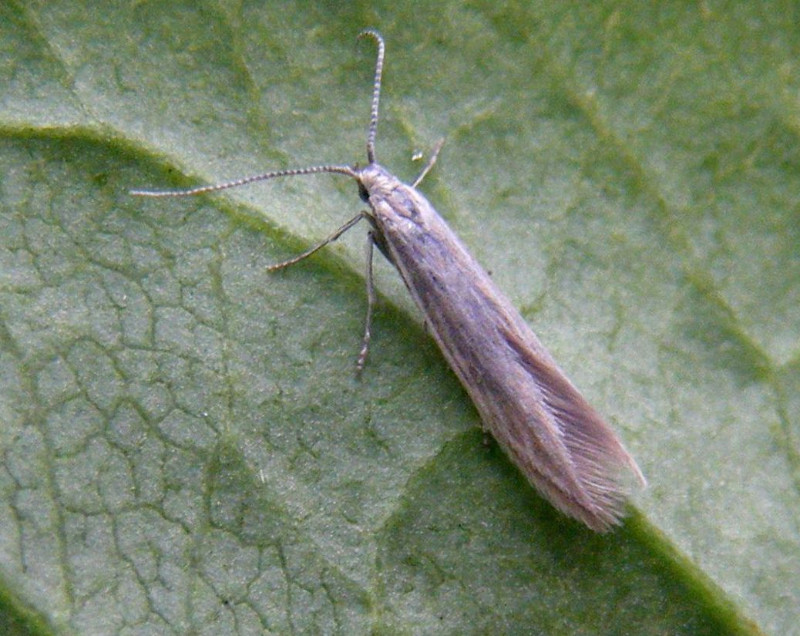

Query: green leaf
<box><xmin>1</xmin><ymin>2</ymin><xmax>795</xmax><ymax>634</ymax></box>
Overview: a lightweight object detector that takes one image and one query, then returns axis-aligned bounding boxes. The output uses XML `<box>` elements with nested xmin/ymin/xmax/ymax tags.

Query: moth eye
<box><xmin>358</xmin><ymin>182</ymin><xmax>370</xmax><ymax>202</ymax></box>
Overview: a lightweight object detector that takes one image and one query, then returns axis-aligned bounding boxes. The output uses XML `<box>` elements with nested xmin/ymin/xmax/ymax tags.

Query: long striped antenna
<box><xmin>130</xmin><ymin>164</ymin><xmax>356</xmax><ymax>198</ymax></box>
<box><xmin>130</xmin><ymin>30</ymin><xmax>386</xmax><ymax>199</ymax></box>
<box><xmin>357</xmin><ymin>29</ymin><xmax>385</xmax><ymax>164</ymax></box>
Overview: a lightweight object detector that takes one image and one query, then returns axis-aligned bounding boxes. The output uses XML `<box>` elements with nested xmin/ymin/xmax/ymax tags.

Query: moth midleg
<box><xmin>356</xmin><ymin>232</ymin><xmax>378</xmax><ymax>374</ymax></box>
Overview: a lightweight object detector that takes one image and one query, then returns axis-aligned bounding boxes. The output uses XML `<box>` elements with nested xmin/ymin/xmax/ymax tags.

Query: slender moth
<box><xmin>132</xmin><ymin>30</ymin><xmax>645</xmax><ymax>531</ymax></box>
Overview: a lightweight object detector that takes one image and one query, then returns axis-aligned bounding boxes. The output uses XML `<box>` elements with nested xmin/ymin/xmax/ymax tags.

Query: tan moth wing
<box><xmin>362</xmin><ymin>165</ymin><xmax>644</xmax><ymax>532</ymax></box>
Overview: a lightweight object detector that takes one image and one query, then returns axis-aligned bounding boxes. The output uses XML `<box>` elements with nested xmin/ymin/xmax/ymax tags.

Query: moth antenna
<box><xmin>130</xmin><ymin>165</ymin><xmax>357</xmax><ymax>197</ymax></box>
<box><xmin>358</xmin><ymin>29</ymin><xmax>385</xmax><ymax>164</ymax></box>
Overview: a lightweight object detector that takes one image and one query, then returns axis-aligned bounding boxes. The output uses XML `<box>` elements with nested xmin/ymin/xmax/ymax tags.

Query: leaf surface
<box><xmin>0</xmin><ymin>2</ymin><xmax>796</xmax><ymax>634</ymax></box>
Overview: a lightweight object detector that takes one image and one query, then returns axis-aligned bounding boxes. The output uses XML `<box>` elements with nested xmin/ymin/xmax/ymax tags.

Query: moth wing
<box><xmin>488</xmin><ymin>320</ymin><xmax>645</xmax><ymax>531</ymax></box>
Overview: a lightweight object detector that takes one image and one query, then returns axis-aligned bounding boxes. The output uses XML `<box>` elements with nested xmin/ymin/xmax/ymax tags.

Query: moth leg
<box><xmin>411</xmin><ymin>138</ymin><xmax>445</xmax><ymax>187</ymax></box>
<box><xmin>356</xmin><ymin>231</ymin><xmax>377</xmax><ymax>375</ymax></box>
<box><xmin>266</xmin><ymin>212</ymin><xmax>365</xmax><ymax>271</ymax></box>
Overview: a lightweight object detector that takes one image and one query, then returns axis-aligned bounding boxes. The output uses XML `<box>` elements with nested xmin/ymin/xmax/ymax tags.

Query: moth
<box><xmin>132</xmin><ymin>30</ymin><xmax>645</xmax><ymax>531</ymax></box>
